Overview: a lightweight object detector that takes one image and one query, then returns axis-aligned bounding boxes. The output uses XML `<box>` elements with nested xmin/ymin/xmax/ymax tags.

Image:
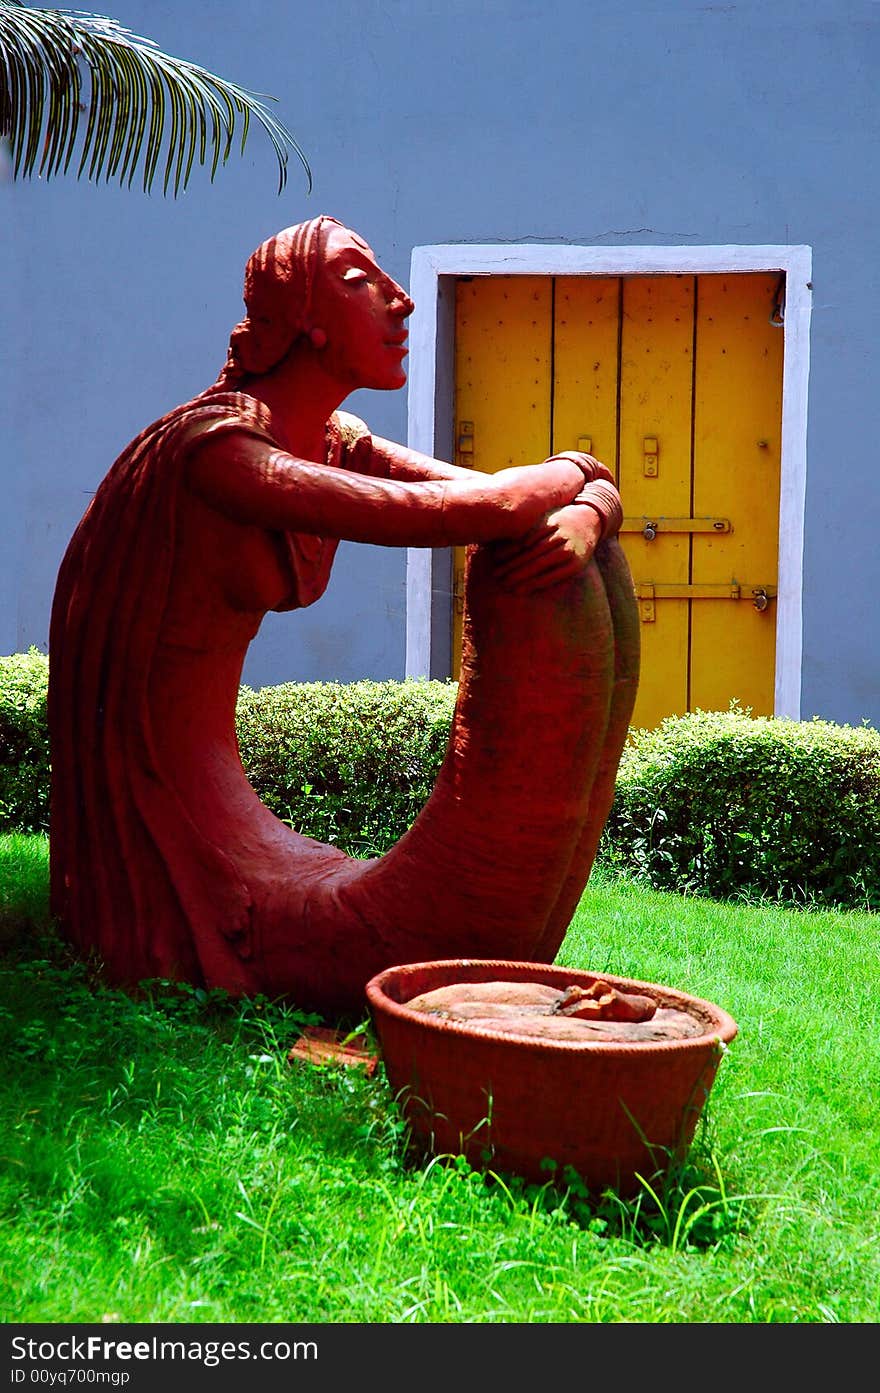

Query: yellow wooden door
<box><xmin>453</xmin><ymin>272</ymin><xmax>783</xmax><ymax>728</ymax></box>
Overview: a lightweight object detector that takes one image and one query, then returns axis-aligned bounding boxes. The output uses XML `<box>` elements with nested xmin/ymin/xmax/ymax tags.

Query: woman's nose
<box><xmin>387</xmin><ymin>280</ymin><xmax>415</xmax><ymax>316</ymax></box>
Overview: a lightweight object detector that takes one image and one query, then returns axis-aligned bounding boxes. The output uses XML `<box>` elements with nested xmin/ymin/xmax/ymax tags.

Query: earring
<box><xmin>309</xmin><ymin>327</ymin><xmax>328</xmax><ymax>349</ymax></box>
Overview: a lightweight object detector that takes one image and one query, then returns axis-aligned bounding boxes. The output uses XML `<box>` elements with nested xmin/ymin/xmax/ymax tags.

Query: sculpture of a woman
<box><xmin>49</xmin><ymin>216</ymin><xmax>638</xmax><ymax>1013</ymax></box>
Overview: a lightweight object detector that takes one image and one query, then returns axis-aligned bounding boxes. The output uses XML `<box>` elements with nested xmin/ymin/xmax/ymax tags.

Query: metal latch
<box><xmin>643</xmin><ymin>436</ymin><xmax>659</xmax><ymax>477</ymax></box>
<box><xmin>635</xmin><ymin>582</ymin><xmax>777</xmax><ymax>622</ymax></box>
<box><xmin>622</xmin><ymin>516</ymin><xmax>732</xmax><ymax>538</ymax></box>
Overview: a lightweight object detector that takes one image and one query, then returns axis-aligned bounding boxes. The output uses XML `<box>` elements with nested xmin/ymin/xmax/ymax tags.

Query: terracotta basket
<box><xmin>366</xmin><ymin>958</ymin><xmax>738</xmax><ymax>1196</ymax></box>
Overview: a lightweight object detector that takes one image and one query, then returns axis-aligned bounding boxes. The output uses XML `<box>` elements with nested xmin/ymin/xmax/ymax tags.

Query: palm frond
<box><xmin>0</xmin><ymin>0</ymin><xmax>311</xmax><ymax>195</ymax></box>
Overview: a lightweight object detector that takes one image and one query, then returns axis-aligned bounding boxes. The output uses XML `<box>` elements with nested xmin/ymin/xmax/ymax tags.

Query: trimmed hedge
<box><xmin>3</xmin><ymin>650</ymin><xmax>879</xmax><ymax>909</ymax></box>
<box><xmin>236</xmin><ymin>678</ymin><xmax>456</xmax><ymax>856</ymax></box>
<box><xmin>0</xmin><ymin>650</ymin><xmax>456</xmax><ymax>854</ymax></box>
<box><xmin>0</xmin><ymin>650</ymin><xmax>50</xmax><ymax>834</ymax></box>
<box><xmin>600</xmin><ymin>706</ymin><xmax>880</xmax><ymax>909</ymax></box>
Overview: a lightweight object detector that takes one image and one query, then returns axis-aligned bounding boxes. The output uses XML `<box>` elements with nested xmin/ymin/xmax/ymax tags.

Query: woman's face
<box><xmin>308</xmin><ymin>224</ymin><xmax>415</xmax><ymax>391</ymax></box>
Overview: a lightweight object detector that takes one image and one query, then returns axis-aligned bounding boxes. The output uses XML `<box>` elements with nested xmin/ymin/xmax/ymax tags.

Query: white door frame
<box><xmin>405</xmin><ymin>243</ymin><xmax>812</xmax><ymax>719</ymax></box>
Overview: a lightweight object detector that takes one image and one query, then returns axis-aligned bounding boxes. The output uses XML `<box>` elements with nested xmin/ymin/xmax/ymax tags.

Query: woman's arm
<box><xmin>185</xmin><ymin>431</ymin><xmax>587</xmax><ymax>548</ymax></box>
<box><xmin>365</xmin><ymin>436</ymin><xmax>619</xmax><ymax>490</ymax></box>
<box><xmin>357</xmin><ymin>436</ymin><xmax>625</xmax><ymax>588</ymax></box>
<box><xmin>366</xmin><ymin>436</ymin><xmax>478</xmax><ymax>483</ymax></box>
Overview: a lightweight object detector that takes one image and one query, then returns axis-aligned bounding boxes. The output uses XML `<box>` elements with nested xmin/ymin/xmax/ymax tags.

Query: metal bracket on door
<box><xmin>457</xmin><ymin>422</ymin><xmax>475</xmax><ymax>468</ymax></box>
<box><xmin>622</xmin><ymin>516</ymin><xmax>732</xmax><ymax>540</ymax></box>
<box><xmin>453</xmin><ymin>571</ymin><xmax>466</xmax><ymax>616</ymax></box>
<box><xmin>636</xmin><ymin>583</ymin><xmax>777</xmax><ymax>622</ymax></box>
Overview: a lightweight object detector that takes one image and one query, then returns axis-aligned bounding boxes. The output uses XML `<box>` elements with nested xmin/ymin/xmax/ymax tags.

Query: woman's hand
<box><xmin>542</xmin><ymin>451</ymin><xmax>616</xmax><ymax>487</ymax></box>
<box><xmin>491</xmin><ymin>502</ymin><xmax>604</xmax><ymax>593</ymax></box>
<box><xmin>437</xmin><ymin>456</ymin><xmax>587</xmax><ymax>543</ymax></box>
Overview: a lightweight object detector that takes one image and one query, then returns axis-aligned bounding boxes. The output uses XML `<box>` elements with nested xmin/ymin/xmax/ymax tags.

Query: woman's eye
<box><xmin>342</xmin><ymin>267</ymin><xmax>369</xmax><ymax>284</ymax></box>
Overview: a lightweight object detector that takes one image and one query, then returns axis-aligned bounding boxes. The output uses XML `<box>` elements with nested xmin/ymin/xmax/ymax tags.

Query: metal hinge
<box><xmin>453</xmin><ymin>570</ymin><xmax>466</xmax><ymax>615</ymax></box>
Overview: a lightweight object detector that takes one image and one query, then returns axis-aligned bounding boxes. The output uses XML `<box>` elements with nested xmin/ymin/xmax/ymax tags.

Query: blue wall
<box><xmin>2</xmin><ymin>0</ymin><xmax>878</xmax><ymax>721</ymax></box>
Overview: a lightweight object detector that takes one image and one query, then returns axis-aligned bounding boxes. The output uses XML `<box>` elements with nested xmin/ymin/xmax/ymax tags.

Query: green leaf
<box><xmin>0</xmin><ymin>0</ymin><xmax>311</xmax><ymax>194</ymax></box>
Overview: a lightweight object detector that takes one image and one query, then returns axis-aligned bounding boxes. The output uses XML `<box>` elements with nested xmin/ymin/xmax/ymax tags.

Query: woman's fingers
<box><xmin>493</xmin><ymin>532</ymin><xmax>564</xmax><ymax>579</ymax></box>
<box><xmin>543</xmin><ymin>452</ymin><xmax>615</xmax><ymax>486</ymax></box>
<box><xmin>492</xmin><ymin>502</ymin><xmax>601</xmax><ymax>591</ymax></box>
<box><xmin>497</xmin><ymin>550</ymin><xmax>583</xmax><ymax>593</ymax></box>
<box><xmin>491</xmin><ymin>522</ymin><xmax>546</xmax><ymax>565</ymax></box>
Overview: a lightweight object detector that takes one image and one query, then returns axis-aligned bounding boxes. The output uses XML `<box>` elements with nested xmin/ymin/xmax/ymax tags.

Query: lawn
<box><xmin>1</xmin><ymin>833</ymin><xmax>877</xmax><ymax>1323</ymax></box>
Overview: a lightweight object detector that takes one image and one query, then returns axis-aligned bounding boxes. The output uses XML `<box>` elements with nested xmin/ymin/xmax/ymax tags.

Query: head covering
<box><xmin>215</xmin><ymin>214</ymin><xmax>343</xmax><ymax>387</ymax></box>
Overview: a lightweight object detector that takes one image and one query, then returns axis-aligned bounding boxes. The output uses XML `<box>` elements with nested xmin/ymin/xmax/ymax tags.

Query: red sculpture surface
<box><xmin>49</xmin><ymin>216</ymin><xmax>639</xmax><ymax>1014</ymax></box>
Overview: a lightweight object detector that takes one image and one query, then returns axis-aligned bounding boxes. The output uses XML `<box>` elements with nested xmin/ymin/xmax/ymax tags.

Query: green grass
<box><xmin>1</xmin><ymin>835</ymin><xmax>877</xmax><ymax>1323</ymax></box>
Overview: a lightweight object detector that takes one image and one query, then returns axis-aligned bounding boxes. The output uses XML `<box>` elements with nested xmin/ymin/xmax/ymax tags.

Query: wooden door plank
<box><xmin>452</xmin><ymin>276</ymin><xmax>553</xmax><ymax>669</ymax></box>
<box><xmin>552</xmin><ymin>277</ymin><xmax>620</xmax><ymax>472</ymax></box>
<box><xmin>454</xmin><ymin>276</ymin><xmax>553</xmax><ymax>473</ymax></box>
<box><xmin>691</xmin><ymin>274</ymin><xmax>783</xmax><ymax>715</ymax></box>
<box><xmin>618</xmin><ymin>275</ymin><xmax>695</xmax><ymax>728</ymax></box>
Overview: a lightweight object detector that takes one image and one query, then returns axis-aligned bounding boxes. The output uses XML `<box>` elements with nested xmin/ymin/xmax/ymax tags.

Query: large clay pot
<box><xmin>366</xmin><ymin>958</ymin><xmax>738</xmax><ymax>1195</ymax></box>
